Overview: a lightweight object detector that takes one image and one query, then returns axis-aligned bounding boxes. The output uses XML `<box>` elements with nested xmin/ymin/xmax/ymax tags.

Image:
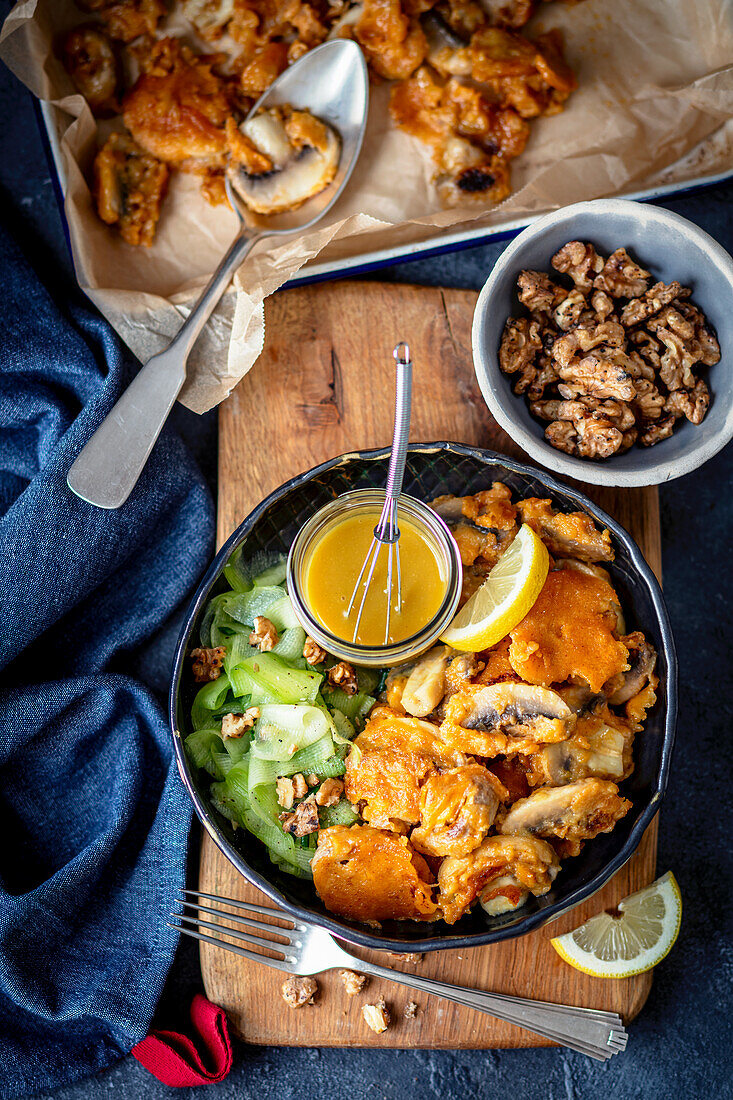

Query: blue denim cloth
<box><xmin>0</xmin><ymin>219</ymin><xmax>215</xmax><ymax>1098</ymax></box>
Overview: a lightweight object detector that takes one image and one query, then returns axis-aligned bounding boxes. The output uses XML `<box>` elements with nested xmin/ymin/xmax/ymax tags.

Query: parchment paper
<box><xmin>2</xmin><ymin>0</ymin><xmax>732</xmax><ymax>413</ymax></box>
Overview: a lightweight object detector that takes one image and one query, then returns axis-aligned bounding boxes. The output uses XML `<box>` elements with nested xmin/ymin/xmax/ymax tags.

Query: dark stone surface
<box><xmin>2</xmin><ymin>38</ymin><xmax>732</xmax><ymax>1100</ymax></box>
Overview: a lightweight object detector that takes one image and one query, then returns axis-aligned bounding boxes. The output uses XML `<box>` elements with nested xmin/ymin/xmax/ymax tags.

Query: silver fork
<box><xmin>169</xmin><ymin>890</ymin><xmax>628</xmax><ymax>1060</ymax></box>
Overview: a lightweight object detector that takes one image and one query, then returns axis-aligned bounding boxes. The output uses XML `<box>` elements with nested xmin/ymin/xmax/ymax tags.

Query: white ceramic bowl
<box><xmin>472</xmin><ymin>199</ymin><xmax>733</xmax><ymax>486</ymax></box>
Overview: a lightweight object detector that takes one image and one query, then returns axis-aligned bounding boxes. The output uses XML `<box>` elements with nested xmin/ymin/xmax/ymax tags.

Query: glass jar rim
<box><xmin>286</xmin><ymin>489</ymin><xmax>462</xmax><ymax>667</ymax></box>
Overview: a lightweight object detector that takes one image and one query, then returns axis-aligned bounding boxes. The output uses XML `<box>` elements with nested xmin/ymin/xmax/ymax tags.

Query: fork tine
<box><xmin>177</xmin><ymin>899</ymin><xmax>293</xmax><ymax>943</ymax></box>
<box><xmin>179</xmin><ymin>889</ymin><xmax>297</xmax><ymax>923</ymax></box>
<box><xmin>168</xmin><ymin>922</ymin><xmax>293</xmax><ymax>973</ymax></box>
<box><xmin>174</xmin><ymin>912</ymin><xmax>291</xmax><ymax>956</ymax></box>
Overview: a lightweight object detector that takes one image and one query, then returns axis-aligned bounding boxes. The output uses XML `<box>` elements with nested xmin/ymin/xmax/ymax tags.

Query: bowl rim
<box><xmin>472</xmin><ymin>198</ymin><xmax>733</xmax><ymax>488</ymax></box>
<box><xmin>169</xmin><ymin>440</ymin><xmax>678</xmax><ymax>952</ymax></box>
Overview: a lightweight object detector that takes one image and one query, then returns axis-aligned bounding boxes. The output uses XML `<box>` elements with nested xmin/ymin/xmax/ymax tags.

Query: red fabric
<box><xmin>132</xmin><ymin>994</ymin><xmax>233</xmax><ymax>1087</ymax></box>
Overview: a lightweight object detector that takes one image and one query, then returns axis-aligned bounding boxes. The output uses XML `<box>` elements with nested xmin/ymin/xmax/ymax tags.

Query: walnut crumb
<box><xmin>292</xmin><ymin>773</ymin><xmax>308</xmax><ymax>799</ymax></box>
<box><xmin>362</xmin><ymin>997</ymin><xmax>390</xmax><ymax>1033</ymax></box>
<box><xmin>281</xmin><ymin>975</ymin><xmax>318</xmax><ymax>1008</ymax></box>
<box><xmin>249</xmin><ymin>616</ymin><xmax>278</xmax><ymax>651</ymax></box>
<box><xmin>303</xmin><ymin>636</ymin><xmax>328</xmax><ymax>665</ymax></box>
<box><xmin>327</xmin><ymin>660</ymin><xmax>358</xmax><ymax>695</ymax></box>
<box><xmin>306</xmin><ymin>773</ymin><xmax>320</xmax><ymax>787</ymax></box>
<box><xmin>315</xmin><ymin>778</ymin><xmax>344</xmax><ymax>807</ymax></box>
<box><xmin>221</xmin><ymin>708</ymin><xmax>260</xmax><ymax>739</ymax></box>
<box><xmin>404</xmin><ymin>1001</ymin><xmax>418</xmax><ymax>1019</ymax></box>
<box><xmin>190</xmin><ymin>646</ymin><xmax>226</xmax><ymax>683</ymax></box>
<box><xmin>280</xmin><ymin>796</ymin><xmax>319</xmax><ymax>837</ymax></box>
<box><xmin>339</xmin><ymin>969</ymin><xmax>367</xmax><ymax>996</ymax></box>
<box><xmin>388</xmin><ymin>952</ymin><xmax>424</xmax><ymax>964</ymax></box>
<box><xmin>276</xmin><ymin>776</ymin><xmax>295</xmax><ymax>810</ymax></box>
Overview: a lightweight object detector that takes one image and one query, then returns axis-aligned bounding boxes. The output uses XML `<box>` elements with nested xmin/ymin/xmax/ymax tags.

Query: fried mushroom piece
<box><xmin>507</xmin><ymin>568</ymin><xmax>629</xmax><ymax>693</ymax></box>
<box><xmin>312</xmin><ymin>825</ymin><xmax>437</xmax><ymax>922</ymax></box>
<box><xmin>344</xmin><ymin>745</ymin><xmax>436</xmax><ymax>828</ymax></box>
<box><xmin>355</xmin><ymin>0</ymin><xmax>428</xmax><ymax>80</ymax></box>
<box><xmin>123</xmin><ymin>43</ymin><xmax>232</xmax><ymax>171</ymax></box>
<box><xmin>94</xmin><ymin>132</ymin><xmax>169</xmax><ymax>246</ymax></box>
<box><xmin>181</xmin><ymin>0</ymin><xmax>237</xmax><ymax>41</ymax></box>
<box><xmin>411</xmin><ymin>764</ymin><xmax>506</xmax><ymax>857</ymax></box>
<box><xmin>499</xmin><ymin>777</ymin><xmax>631</xmax><ymax>843</ymax></box>
<box><xmin>551</xmin><ymin>241</ymin><xmax>605</xmax><ymax>293</ymax></box>
<box><xmin>87</xmin><ymin>0</ymin><xmax>167</xmax><ymax>43</ymax></box>
<box><xmin>524</xmin><ymin>710</ymin><xmax>633</xmax><ymax>787</ymax></box>
<box><xmin>438</xmin><ymin>834</ymin><xmax>559</xmax><ymax>923</ymax></box>
<box><xmin>62</xmin><ymin>25</ymin><xmax>119</xmax><ymax>115</ymax></box>
<box><xmin>592</xmin><ymin>247</ymin><xmax>650</xmax><ymax>299</ymax></box>
<box><xmin>516</xmin><ymin>497</ymin><xmax>613</xmax><ymax>562</ymax></box>
<box><xmin>441</xmin><ymin>682</ymin><xmax>576</xmax><ymax>757</ymax></box>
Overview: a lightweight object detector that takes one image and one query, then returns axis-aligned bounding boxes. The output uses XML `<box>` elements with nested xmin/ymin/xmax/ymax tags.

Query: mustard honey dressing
<box><xmin>303</xmin><ymin>509</ymin><xmax>448</xmax><ymax>646</ymax></box>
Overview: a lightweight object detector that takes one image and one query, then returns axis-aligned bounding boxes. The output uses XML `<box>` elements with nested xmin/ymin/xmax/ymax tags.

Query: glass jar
<box><xmin>286</xmin><ymin>489</ymin><xmax>462</xmax><ymax>667</ymax></box>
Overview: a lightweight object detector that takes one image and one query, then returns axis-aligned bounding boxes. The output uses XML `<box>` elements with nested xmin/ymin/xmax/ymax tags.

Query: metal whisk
<box><xmin>346</xmin><ymin>342</ymin><xmax>413</xmax><ymax>644</ymax></box>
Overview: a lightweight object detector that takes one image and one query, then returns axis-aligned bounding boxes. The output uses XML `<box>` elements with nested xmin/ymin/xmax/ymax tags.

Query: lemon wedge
<box><xmin>551</xmin><ymin>871</ymin><xmax>682</xmax><ymax>978</ymax></box>
<box><xmin>440</xmin><ymin>523</ymin><xmax>549</xmax><ymax>652</ymax></box>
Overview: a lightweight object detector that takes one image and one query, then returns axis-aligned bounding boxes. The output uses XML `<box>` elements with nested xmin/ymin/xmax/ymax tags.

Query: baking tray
<box><xmin>36</xmin><ymin>97</ymin><xmax>733</xmax><ymax>287</ymax></box>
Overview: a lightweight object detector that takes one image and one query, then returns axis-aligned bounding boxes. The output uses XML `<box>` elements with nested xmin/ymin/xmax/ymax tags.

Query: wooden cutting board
<box><xmin>201</xmin><ymin>280</ymin><xmax>661</xmax><ymax>1049</ymax></box>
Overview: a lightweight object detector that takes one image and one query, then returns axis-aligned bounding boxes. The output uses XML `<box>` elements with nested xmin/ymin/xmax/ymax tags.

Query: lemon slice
<box><xmin>440</xmin><ymin>523</ymin><xmax>549</xmax><ymax>652</ymax></box>
<box><xmin>551</xmin><ymin>872</ymin><xmax>682</xmax><ymax>978</ymax></box>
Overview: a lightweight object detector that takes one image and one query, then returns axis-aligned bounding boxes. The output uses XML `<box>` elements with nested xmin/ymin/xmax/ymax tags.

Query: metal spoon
<box><xmin>67</xmin><ymin>39</ymin><xmax>369</xmax><ymax>509</ymax></box>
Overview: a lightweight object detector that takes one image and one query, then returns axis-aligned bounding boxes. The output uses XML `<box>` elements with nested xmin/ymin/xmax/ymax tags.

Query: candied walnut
<box><xmin>281</xmin><ymin>975</ymin><xmax>318</xmax><ymax>1008</ymax></box>
<box><xmin>303</xmin><ymin>636</ymin><xmax>328</xmax><ymax>665</ymax></box>
<box><xmin>640</xmin><ymin>415</ymin><xmax>676</xmax><ymax>447</ymax></box>
<box><xmin>556</xmin><ymin>353</ymin><xmax>636</xmax><ymax>403</ymax></box>
<box><xmin>665</xmin><ymin>379</ymin><xmax>710</xmax><ymax>425</ymax></box>
<box><xmin>551</xmin><ymin>321</ymin><xmax>625</xmax><ymax>368</ymax></box>
<box><xmin>280</xmin><ymin>795</ymin><xmax>320</xmax><ymax>837</ymax></box>
<box><xmin>276</xmin><ymin>776</ymin><xmax>295</xmax><ymax>810</ymax></box>
<box><xmin>574</xmin><ymin>417</ymin><xmax>624</xmax><ymax>459</ymax></box>
<box><xmin>592</xmin><ymin>247</ymin><xmax>649</xmax><ymax>299</ymax></box>
<box><xmin>191</xmin><ymin>644</ymin><xmax>226</xmax><ymax>682</ymax></box>
<box><xmin>94</xmin><ymin>132</ymin><xmax>169</xmax><ymax>247</ymax></box>
<box><xmin>646</xmin><ymin>305</ymin><xmax>695</xmax><ymax>342</ymax></box>
<box><xmin>306</xmin><ymin>773</ymin><xmax>319</xmax><ymax>787</ymax></box>
<box><xmin>551</xmin><ymin>241</ymin><xmax>605</xmax><ymax>293</ymax></box>
<box><xmin>221</xmin><ymin>708</ymin><xmax>259</xmax><ymax>738</ymax></box>
<box><xmin>619</xmin><ymin>281</ymin><xmax>691</xmax><ymax>327</ymax></box>
<box><xmin>249</xmin><ymin>616</ymin><xmax>279</xmax><ymax>651</ymax></box>
<box><xmin>315</xmin><ymin>778</ymin><xmax>345</xmax><ymax>807</ymax></box>
<box><xmin>292</xmin><ymin>773</ymin><xmax>309</xmax><ymax>799</ymax></box>
<box><xmin>362</xmin><ymin>997</ymin><xmax>390</xmax><ymax>1033</ymax></box>
<box><xmin>498</xmin><ymin>316</ymin><xmax>542</xmax><ymax>394</ymax></box>
<box><xmin>656</xmin><ymin>327</ymin><xmax>698</xmax><ymax>392</ymax></box>
<box><xmin>340</xmin><ymin>969</ymin><xmax>367</xmax><ymax>996</ymax></box>
<box><xmin>516</xmin><ymin>270</ymin><xmax>564</xmax><ymax>314</ymax></box>
<box><xmin>404</xmin><ymin>1000</ymin><xmax>418</xmax><ymax>1019</ymax></box>
<box><xmin>590</xmin><ymin>289</ymin><xmax>614</xmax><ymax>321</ymax></box>
<box><xmin>675</xmin><ymin>301</ymin><xmax>720</xmax><ymax>365</ymax></box>
<box><xmin>629</xmin><ymin>329</ymin><xmax>662</xmax><ymax>371</ymax></box>
<box><xmin>633</xmin><ymin>378</ymin><xmax>665</xmax><ymax>423</ymax></box>
<box><xmin>62</xmin><ymin>25</ymin><xmax>119</xmax><ymax>115</ymax></box>
<box><xmin>545</xmin><ymin>419</ymin><xmax>578</xmax><ymax>455</ymax></box>
<box><xmin>553</xmin><ymin>288</ymin><xmax>586</xmax><ymax>331</ymax></box>
<box><xmin>327</xmin><ymin>661</ymin><xmax>358</xmax><ymax>695</ymax></box>
<box><xmin>526</xmin><ymin>353</ymin><xmax>558</xmax><ymax>401</ymax></box>
<box><xmin>389</xmin><ymin>951</ymin><xmax>423</xmax><ymax>962</ymax></box>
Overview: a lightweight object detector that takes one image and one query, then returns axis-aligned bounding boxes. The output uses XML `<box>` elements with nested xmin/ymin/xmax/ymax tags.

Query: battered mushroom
<box><xmin>94</xmin><ymin>132</ymin><xmax>170</xmax><ymax>247</ymax></box>
<box><xmin>411</xmin><ymin>764</ymin><xmax>505</xmax><ymax>857</ymax></box>
<box><xmin>227</xmin><ymin>105</ymin><xmax>341</xmax><ymax>215</ymax></box>
<box><xmin>438</xmin><ymin>834</ymin><xmax>559</xmax><ymax>923</ymax></box>
<box><xmin>62</xmin><ymin>25</ymin><xmax>119</xmax><ymax>115</ymax></box>
<box><xmin>499</xmin><ymin>777</ymin><xmax>631</xmax><ymax>842</ymax></box>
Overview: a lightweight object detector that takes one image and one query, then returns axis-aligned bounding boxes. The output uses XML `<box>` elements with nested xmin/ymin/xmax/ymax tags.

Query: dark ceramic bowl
<box><xmin>170</xmin><ymin>442</ymin><xmax>677</xmax><ymax>952</ymax></box>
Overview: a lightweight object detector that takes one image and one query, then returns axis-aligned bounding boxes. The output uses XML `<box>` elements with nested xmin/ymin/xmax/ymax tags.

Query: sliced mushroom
<box><xmin>445</xmin><ymin>682</ymin><xmax>575</xmax><ymax>743</ymax></box>
<box><xmin>499</xmin><ymin>777</ymin><xmax>631</xmax><ymax>841</ymax></box>
<box><xmin>608</xmin><ymin>633</ymin><xmax>657</xmax><ymax>705</ymax></box>
<box><xmin>401</xmin><ymin>646</ymin><xmax>451</xmax><ymax>718</ymax></box>
<box><xmin>228</xmin><ymin>106</ymin><xmax>340</xmax><ymax>215</ymax></box>
<box><xmin>438</xmin><ymin>834</ymin><xmax>559</xmax><ymax>924</ymax></box>
<box><xmin>479</xmin><ymin>875</ymin><xmax>529</xmax><ymax>916</ymax></box>
<box><xmin>525</xmin><ymin>717</ymin><xmax>629</xmax><ymax>787</ymax></box>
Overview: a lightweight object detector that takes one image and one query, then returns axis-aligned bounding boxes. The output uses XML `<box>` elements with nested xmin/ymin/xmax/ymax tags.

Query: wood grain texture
<box><xmin>203</xmin><ymin>280</ymin><xmax>661</xmax><ymax>1049</ymax></box>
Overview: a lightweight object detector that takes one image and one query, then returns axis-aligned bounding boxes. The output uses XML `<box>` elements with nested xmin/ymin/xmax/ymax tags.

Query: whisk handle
<box><xmin>386</xmin><ymin>343</ymin><xmax>412</xmax><ymax>503</ymax></box>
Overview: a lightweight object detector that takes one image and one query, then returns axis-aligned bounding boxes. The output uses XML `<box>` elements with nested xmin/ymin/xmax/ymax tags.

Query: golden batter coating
<box><xmin>438</xmin><ymin>834</ymin><xmax>559</xmax><ymax>923</ymax></box>
<box><xmin>93</xmin><ymin>132</ymin><xmax>169</xmax><ymax>246</ymax></box>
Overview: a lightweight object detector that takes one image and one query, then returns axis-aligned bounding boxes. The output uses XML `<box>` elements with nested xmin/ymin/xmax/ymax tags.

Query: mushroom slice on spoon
<box><xmin>228</xmin><ymin>105</ymin><xmax>341</xmax><ymax>215</ymax></box>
